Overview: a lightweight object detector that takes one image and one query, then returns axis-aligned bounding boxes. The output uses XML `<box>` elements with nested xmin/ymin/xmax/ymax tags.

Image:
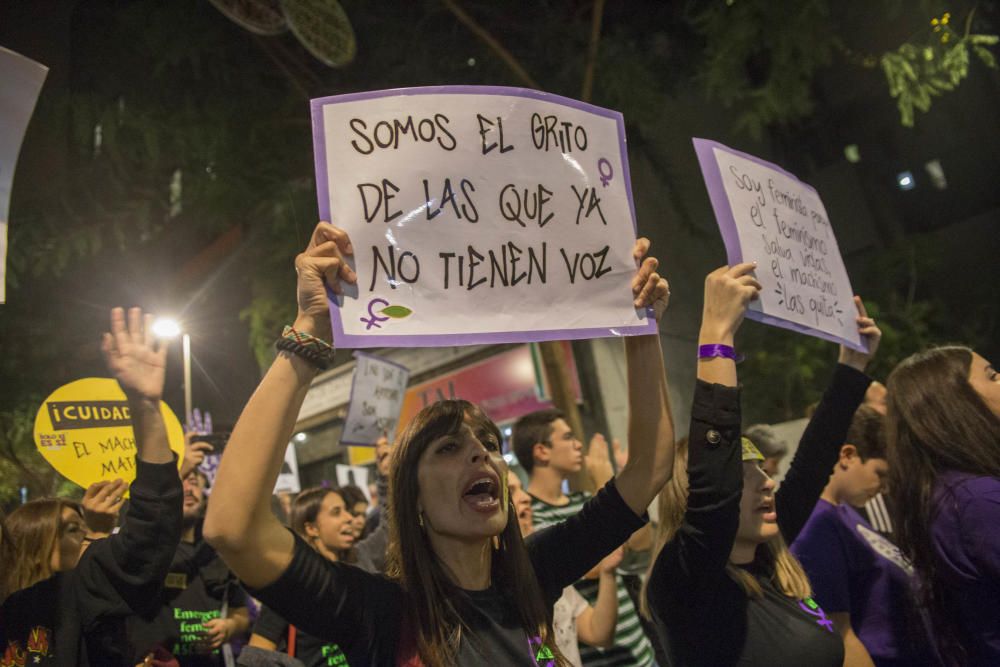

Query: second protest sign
<box><xmin>693</xmin><ymin>138</ymin><xmax>864</xmax><ymax>350</ymax></box>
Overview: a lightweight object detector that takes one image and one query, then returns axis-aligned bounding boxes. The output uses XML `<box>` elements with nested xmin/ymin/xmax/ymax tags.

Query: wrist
<box><xmin>179</xmin><ymin>459</ymin><xmax>196</xmax><ymax>478</ymax></box>
<box><xmin>839</xmin><ymin>355</ymin><xmax>868</xmax><ymax>372</ymax></box>
<box><xmin>293</xmin><ymin>313</ymin><xmax>332</xmax><ymax>343</ymax></box>
<box><xmin>698</xmin><ymin>326</ymin><xmax>735</xmax><ymax>347</ymax></box>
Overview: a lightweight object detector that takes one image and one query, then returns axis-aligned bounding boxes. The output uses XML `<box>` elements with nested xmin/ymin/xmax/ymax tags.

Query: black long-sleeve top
<box><xmin>0</xmin><ymin>457</ymin><xmax>183</xmax><ymax>666</ymax></box>
<box><xmin>777</xmin><ymin>363</ymin><xmax>873</xmax><ymax>544</ymax></box>
<box><xmin>645</xmin><ymin>369</ymin><xmax>868</xmax><ymax>667</ymax></box>
<box><xmin>250</xmin><ymin>478</ymin><xmax>645</xmax><ymax>666</ymax></box>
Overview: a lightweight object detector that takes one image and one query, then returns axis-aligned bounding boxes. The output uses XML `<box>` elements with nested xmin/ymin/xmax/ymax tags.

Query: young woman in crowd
<box><xmin>643</xmin><ymin>265</ymin><xmax>881</xmax><ymax>666</ymax></box>
<box><xmin>0</xmin><ymin>308</ymin><xmax>183</xmax><ymax>665</ymax></box>
<box><xmin>338</xmin><ymin>485</ymin><xmax>370</xmax><ymax>539</ymax></box>
<box><xmin>885</xmin><ymin>345</ymin><xmax>1000</xmax><ymax>666</ymax></box>
<box><xmin>245</xmin><ymin>486</ymin><xmax>358</xmax><ymax>666</ymax></box>
<box><xmin>204</xmin><ymin>221</ymin><xmax>675</xmax><ymax>666</ymax></box>
<box><xmin>290</xmin><ymin>487</ymin><xmax>358</xmax><ymax>563</ymax></box>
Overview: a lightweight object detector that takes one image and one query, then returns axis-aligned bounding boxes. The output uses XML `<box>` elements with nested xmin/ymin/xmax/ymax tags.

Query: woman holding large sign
<box><xmin>204</xmin><ymin>221</ymin><xmax>674</xmax><ymax>666</ymax></box>
<box><xmin>643</xmin><ymin>265</ymin><xmax>882</xmax><ymax>667</ymax></box>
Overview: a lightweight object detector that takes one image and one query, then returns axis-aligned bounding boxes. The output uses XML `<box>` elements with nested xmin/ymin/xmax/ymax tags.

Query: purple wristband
<box><xmin>698</xmin><ymin>344</ymin><xmax>742</xmax><ymax>362</ymax></box>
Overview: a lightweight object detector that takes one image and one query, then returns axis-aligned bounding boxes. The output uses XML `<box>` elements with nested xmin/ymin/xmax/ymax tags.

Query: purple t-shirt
<box><xmin>792</xmin><ymin>499</ymin><xmax>936</xmax><ymax>666</ymax></box>
<box><xmin>931</xmin><ymin>472</ymin><xmax>1000</xmax><ymax>666</ymax></box>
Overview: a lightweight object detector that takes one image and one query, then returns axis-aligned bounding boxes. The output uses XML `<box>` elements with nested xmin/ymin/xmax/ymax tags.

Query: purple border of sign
<box><xmin>692</xmin><ymin>138</ymin><xmax>865</xmax><ymax>352</ymax></box>
<box><xmin>340</xmin><ymin>350</ymin><xmax>411</xmax><ymax>446</ymax></box>
<box><xmin>310</xmin><ymin>85</ymin><xmax>656</xmax><ymax>348</ymax></box>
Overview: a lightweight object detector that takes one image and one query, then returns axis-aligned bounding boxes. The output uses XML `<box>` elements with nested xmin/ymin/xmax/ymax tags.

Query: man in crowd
<box><xmin>128</xmin><ymin>438</ymin><xmax>251</xmax><ymax>665</ymax></box>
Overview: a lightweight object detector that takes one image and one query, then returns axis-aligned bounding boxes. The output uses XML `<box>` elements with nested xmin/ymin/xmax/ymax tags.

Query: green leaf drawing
<box><xmin>380</xmin><ymin>305</ymin><xmax>413</xmax><ymax>319</ymax></box>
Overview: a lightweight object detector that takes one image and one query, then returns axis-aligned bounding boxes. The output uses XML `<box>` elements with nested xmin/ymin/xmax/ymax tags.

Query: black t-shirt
<box><xmin>0</xmin><ymin>458</ymin><xmax>183</xmax><ymax>666</ymax></box>
<box><xmin>453</xmin><ymin>588</ymin><xmax>547</xmax><ymax>666</ymax></box>
<box><xmin>127</xmin><ymin>540</ymin><xmax>248</xmax><ymax>666</ymax></box>
<box><xmin>249</xmin><ymin>479</ymin><xmax>645</xmax><ymax>666</ymax></box>
<box><xmin>252</xmin><ymin>605</ymin><xmax>349</xmax><ymax>667</ymax></box>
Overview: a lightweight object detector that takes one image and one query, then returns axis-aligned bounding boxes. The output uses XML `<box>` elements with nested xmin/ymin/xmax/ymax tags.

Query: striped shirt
<box><xmin>531</xmin><ymin>491</ymin><xmax>656</xmax><ymax>667</ymax></box>
<box><xmin>863</xmin><ymin>492</ymin><xmax>893</xmax><ymax>537</ymax></box>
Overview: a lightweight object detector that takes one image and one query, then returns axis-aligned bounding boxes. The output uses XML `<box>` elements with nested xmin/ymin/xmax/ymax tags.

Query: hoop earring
<box><xmin>418</xmin><ymin>512</ymin><xmax>425</xmax><ymax>528</ymax></box>
<box><xmin>492</xmin><ymin>535</ymin><xmax>501</xmax><ymax>551</ymax></box>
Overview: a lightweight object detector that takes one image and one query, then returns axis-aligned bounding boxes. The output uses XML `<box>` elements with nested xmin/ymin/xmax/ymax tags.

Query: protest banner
<box><xmin>33</xmin><ymin>378</ymin><xmax>185</xmax><ymax>489</ymax></box>
<box><xmin>1</xmin><ymin>47</ymin><xmax>48</xmax><ymax>303</ymax></box>
<box><xmin>693</xmin><ymin>138</ymin><xmax>864</xmax><ymax>350</ymax></box>
<box><xmin>310</xmin><ymin>85</ymin><xmax>656</xmax><ymax>348</ymax></box>
<box><xmin>342</xmin><ymin>352</ymin><xmax>410</xmax><ymax>446</ymax></box>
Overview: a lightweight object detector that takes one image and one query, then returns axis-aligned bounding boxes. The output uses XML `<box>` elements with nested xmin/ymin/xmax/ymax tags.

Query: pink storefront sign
<box><xmin>398</xmin><ymin>342</ymin><xmax>580</xmax><ymax>430</ymax></box>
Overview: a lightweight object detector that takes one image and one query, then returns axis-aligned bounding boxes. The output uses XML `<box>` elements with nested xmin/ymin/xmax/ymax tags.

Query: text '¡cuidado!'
<box><xmin>48</xmin><ymin>400</ymin><xmax>132</xmax><ymax>430</ymax></box>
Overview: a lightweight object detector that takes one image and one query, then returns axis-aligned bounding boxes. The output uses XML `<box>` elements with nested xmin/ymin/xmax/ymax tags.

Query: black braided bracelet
<box><xmin>275</xmin><ymin>335</ymin><xmax>333</xmax><ymax>371</ymax></box>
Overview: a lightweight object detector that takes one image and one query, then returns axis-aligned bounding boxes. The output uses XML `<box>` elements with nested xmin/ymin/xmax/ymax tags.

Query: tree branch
<box><xmin>580</xmin><ymin>0</ymin><xmax>607</xmax><ymax>102</ymax></box>
<box><xmin>440</xmin><ymin>0</ymin><xmax>541</xmax><ymax>89</ymax></box>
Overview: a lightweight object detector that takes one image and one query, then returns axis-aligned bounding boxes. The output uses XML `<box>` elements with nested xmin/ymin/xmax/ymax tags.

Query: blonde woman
<box><xmin>643</xmin><ymin>267</ymin><xmax>880</xmax><ymax>666</ymax></box>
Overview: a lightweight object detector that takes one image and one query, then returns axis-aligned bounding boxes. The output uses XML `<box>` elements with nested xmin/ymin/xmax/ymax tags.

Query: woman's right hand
<box><xmin>699</xmin><ymin>263</ymin><xmax>761</xmax><ymax>344</ymax></box>
<box><xmin>101</xmin><ymin>307</ymin><xmax>167</xmax><ymax>403</ymax></box>
<box><xmin>294</xmin><ymin>221</ymin><xmax>357</xmax><ymax>340</ymax></box>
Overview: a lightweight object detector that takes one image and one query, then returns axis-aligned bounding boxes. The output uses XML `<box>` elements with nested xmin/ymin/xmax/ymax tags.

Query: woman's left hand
<box><xmin>838</xmin><ymin>296</ymin><xmax>881</xmax><ymax>372</ymax></box>
<box><xmin>631</xmin><ymin>237</ymin><xmax>670</xmax><ymax>322</ymax></box>
<box><xmin>81</xmin><ymin>478</ymin><xmax>127</xmax><ymax>535</ymax></box>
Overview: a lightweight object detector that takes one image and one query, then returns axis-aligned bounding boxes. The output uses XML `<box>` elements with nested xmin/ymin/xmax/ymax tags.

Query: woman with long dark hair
<box><xmin>204</xmin><ymin>221</ymin><xmax>675</xmax><ymax>666</ymax></box>
<box><xmin>885</xmin><ymin>345</ymin><xmax>1000</xmax><ymax>666</ymax></box>
<box><xmin>643</xmin><ymin>266</ymin><xmax>881</xmax><ymax>666</ymax></box>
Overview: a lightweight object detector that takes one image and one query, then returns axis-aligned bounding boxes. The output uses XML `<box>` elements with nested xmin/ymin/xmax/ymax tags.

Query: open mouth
<box><xmin>756</xmin><ymin>499</ymin><xmax>777</xmax><ymax>523</ymax></box>
<box><xmin>461</xmin><ymin>473</ymin><xmax>501</xmax><ymax>513</ymax></box>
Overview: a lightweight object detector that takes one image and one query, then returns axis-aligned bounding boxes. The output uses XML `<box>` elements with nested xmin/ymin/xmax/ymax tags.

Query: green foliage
<box><xmin>882</xmin><ymin>32</ymin><xmax>998</xmax><ymax>126</ymax></box>
<box><xmin>240</xmin><ymin>295</ymin><xmax>294</xmax><ymax>371</ymax></box>
<box><xmin>688</xmin><ymin>1</ymin><xmax>997</xmax><ymax>134</ymax></box>
<box><xmin>690</xmin><ymin>0</ymin><xmax>838</xmax><ymax>138</ymax></box>
<box><xmin>0</xmin><ymin>399</ymin><xmax>82</xmax><ymax>511</ymax></box>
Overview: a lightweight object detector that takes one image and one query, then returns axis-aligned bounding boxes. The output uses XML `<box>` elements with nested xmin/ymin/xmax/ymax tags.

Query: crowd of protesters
<box><xmin>0</xmin><ymin>220</ymin><xmax>997</xmax><ymax>667</ymax></box>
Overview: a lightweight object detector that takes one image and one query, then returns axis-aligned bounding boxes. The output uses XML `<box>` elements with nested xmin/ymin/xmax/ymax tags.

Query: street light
<box><xmin>151</xmin><ymin>317</ymin><xmax>192</xmax><ymax>424</ymax></box>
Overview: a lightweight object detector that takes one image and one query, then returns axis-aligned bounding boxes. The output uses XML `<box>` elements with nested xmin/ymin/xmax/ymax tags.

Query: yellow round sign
<box><xmin>34</xmin><ymin>378</ymin><xmax>185</xmax><ymax>489</ymax></box>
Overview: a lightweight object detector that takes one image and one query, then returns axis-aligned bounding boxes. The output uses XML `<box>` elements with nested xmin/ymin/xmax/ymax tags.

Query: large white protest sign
<box><xmin>342</xmin><ymin>352</ymin><xmax>409</xmax><ymax>446</ymax></box>
<box><xmin>693</xmin><ymin>139</ymin><xmax>864</xmax><ymax>350</ymax></box>
<box><xmin>1</xmin><ymin>47</ymin><xmax>48</xmax><ymax>303</ymax></box>
<box><xmin>310</xmin><ymin>86</ymin><xmax>656</xmax><ymax>348</ymax></box>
